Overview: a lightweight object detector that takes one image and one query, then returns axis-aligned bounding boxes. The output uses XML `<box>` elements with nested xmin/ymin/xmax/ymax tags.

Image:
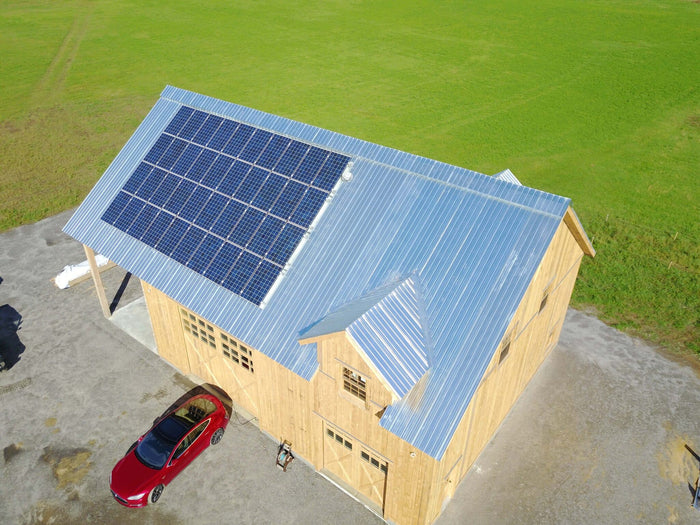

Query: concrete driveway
<box><xmin>1</xmin><ymin>210</ymin><xmax>699</xmax><ymax>525</ymax></box>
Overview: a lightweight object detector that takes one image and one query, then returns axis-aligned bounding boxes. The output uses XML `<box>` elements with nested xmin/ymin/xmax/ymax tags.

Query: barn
<box><xmin>64</xmin><ymin>86</ymin><xmax>595</xmax><ymax>525</ymax></box>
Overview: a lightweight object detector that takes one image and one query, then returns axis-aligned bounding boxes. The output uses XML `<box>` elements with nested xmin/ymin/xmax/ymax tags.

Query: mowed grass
<box><xmin>1</xmin><ymin>0</ymin><xmax>698</xmax><ymax>355</ymax></box>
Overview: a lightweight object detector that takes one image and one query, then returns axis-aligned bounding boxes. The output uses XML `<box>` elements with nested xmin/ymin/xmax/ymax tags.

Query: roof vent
<box><xmin>341</xmin><ymin>162</ymin><xmax>354</xmax><ymax>182</ymax></box>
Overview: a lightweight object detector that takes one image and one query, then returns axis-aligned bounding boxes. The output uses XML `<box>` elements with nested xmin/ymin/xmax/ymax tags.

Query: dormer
<box><xmin>300</xmin><ymin>276</ymin><xmax>432</xmax><ymax>407</ymax></box>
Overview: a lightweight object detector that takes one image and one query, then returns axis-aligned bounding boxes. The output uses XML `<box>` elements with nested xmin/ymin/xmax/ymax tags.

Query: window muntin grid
<box><xmin>221</xmin><ymin>333</ymin><xmax>254</xmax><ymax>373</ymax></box>
<box><xmin>179</xmin><ymin>308</ymin><xmax>254</xmax><ymax>373</ymax></box>
<box><xmin>342</xmin><ymin>367</ymin><xmax>367</xmax><ymax>402</ymax></box>
<box><xmin>180</xmin><ymin>309</ymin><xmax>216</xmax><ymax>348</ymax></box>
<box><xmin>360</xmin><ymin>449</ymin><xmax>388</xmax><ymax>474</ymax></box>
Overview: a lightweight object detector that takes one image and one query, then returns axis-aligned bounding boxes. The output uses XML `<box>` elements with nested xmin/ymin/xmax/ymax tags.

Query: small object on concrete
<box><xmin>276</xmin><ymin>440</ymin><xmax>294</xmax><ymax>472</ymax></box>
<box><xmin>693</xmin><ymin>471</ymin><xmax>699</xmax><ymax>510</ymax></box>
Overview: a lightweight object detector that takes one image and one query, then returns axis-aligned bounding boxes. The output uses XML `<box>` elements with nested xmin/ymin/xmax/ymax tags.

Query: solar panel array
<box><xmin>101</xmin><ymin>106</ymin><xmax>350</xmax><ymax>306</ymax></box>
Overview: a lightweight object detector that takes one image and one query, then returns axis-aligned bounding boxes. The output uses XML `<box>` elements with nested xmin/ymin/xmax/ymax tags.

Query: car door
<box><xmin>164</xmin><ymin>419</ymin><xmax>210</xmax><ymax>483</ymax></box>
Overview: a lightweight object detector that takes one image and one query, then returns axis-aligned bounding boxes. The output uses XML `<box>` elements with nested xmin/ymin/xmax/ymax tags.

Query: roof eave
<box><xmin>563</xmin><ymin>206</ymin><xmax>596</xmax><ymax>257</ymax></box>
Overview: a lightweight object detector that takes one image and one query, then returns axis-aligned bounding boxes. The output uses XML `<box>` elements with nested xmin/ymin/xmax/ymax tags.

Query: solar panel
<box><xmin>101</xmin><ymin>106</ymin><xmax>351</xmax><ymax>306</ymax></box>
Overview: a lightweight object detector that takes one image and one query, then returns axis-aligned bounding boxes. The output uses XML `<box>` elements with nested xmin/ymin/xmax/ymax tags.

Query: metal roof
<box><xmin>64</xmin><ymin>86</ymin><xmax>576</xmax><ymax>459</ymax></box>
<box><xmin>494</xmin><ymin>168</ymin><xmax>522</xmax><ymax>185</ymax></box>
<box><xmin>303</xmin><ymin>275</ymin><xmax>431</xmax><ymax>400</ymax></box>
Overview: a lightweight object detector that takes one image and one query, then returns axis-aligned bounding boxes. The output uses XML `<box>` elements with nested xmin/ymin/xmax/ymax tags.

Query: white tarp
<box><xmin>54</xmin><ymin>255</ymin><xmax>110</xmax><ymax>289</ymax></box>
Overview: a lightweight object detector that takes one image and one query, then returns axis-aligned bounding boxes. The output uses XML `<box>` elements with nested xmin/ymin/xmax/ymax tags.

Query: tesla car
<box><xmin>110</xmin><ymin>393</ymin><xmax>229</xmax><ymax>507</ymax></box>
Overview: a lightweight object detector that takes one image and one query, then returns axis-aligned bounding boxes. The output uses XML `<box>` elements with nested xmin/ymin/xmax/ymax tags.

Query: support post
<box><xmin>84</xmin><ymin>245</ymin><xmax>111</xmax><ymax>318</ymax></box>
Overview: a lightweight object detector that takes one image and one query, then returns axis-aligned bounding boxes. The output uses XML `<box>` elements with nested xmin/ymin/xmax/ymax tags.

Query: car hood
<box><xmin>110</xmin><ymin>450</ymin><xmax>162</xmax><ymax>498</ymax></box>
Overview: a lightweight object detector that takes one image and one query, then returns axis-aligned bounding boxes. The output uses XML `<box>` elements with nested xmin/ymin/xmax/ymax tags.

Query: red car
<box><xmin>110</xmin><ymin>393</ymin><xmax>229</xmax><ymax>507</ymax></box>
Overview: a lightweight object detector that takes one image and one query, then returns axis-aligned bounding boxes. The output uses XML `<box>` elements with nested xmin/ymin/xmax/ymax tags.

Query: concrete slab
<box><xmin>111</xmin><ymin>297</ymin><xmax>156</xmax><ymax>353</ymax></box>
<box><xmin>1</xmin><ymin>210</ymin><xmax>699</xmax><ymax>525</ymax></box>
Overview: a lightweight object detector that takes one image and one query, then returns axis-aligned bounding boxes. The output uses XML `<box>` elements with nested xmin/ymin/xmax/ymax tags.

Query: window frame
<box><xmin>342</xmin><ymin>366</ymin><xmax>367</xmax><ymax>402</ymax></box>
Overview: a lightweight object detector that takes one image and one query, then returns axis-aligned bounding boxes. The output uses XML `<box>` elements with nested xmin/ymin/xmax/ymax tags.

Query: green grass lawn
<box><xmin>1</xmin><ymin>0</ymin><xmax>698</xmax><ymax>355</ymax></box>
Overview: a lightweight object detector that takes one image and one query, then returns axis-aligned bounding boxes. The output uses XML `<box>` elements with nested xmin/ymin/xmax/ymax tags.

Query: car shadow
<box><xmin>153</xmin><ymin>383</ymin><xmax>233</xmax><ymax>426</ymax></box>
<box><xmin>0</xmin><ymin>303</ymin><xmax>25</xmax><ymax>371</ymax></box>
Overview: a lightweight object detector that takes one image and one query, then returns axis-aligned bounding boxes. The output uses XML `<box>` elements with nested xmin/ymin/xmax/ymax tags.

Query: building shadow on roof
<box><xmin>0</xmin><ymin>303</ymin><xmax>25</xmax><ymax>371</ymax></box>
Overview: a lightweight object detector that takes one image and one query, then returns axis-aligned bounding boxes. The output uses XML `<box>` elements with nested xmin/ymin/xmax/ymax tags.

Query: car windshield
<box><xmin>135</xmin><ymin>415</ymin><xmax>193</xmax><ymax>469</ymax></box>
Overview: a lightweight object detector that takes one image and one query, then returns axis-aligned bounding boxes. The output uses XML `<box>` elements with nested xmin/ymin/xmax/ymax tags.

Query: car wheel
<box><xmin>150</xmin><ymin>484</ymin><xmax>164</xmax><ymax>504</ymax></box>
<box><xmin>210</xmin><ymin>428</ymin><xmax>224</xmax><ymax>445</ymax></box>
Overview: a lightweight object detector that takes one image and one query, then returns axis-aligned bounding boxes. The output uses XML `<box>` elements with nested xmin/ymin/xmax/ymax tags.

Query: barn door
<box><xmin>181</xmin><ymin>312</ymin><xmax>218</xmax><ymax>383</ymax></box>
<box><xmin>358</xmin><ymin>448</ymin><xmax>388</xmax><ymax>510</ymax></box>
<box><xmin>323</xmin><ymin>426</ymin><xmax>355</xmax><ymax>486</ymax></box>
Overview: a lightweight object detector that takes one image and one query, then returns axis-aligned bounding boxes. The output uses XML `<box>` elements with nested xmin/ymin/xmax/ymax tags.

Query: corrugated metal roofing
<box><xmin>494</xmin><ymin>168</ymin><xmax>522</xmax><ymax>185</ymax></box>
<box><xmin>64</xmin><ymin>86</ymin><xmax>575</xmax><ymax>459</ymax></box>
<box><xmin>304</xmin><ymin>276</ymin><xmax>431</xmax><ymax>399</ymax></box>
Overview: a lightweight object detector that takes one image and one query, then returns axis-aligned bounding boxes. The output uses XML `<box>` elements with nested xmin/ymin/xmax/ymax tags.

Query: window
<box><xmin>326</xmin><ymin>427</ymin><xmax>352</xmax><ymax>450</ymax></box>
<box><xmin>221</xmin><ymin>333</ymin><xmax>254</xmax><ymax>373</ymax></box>
<box><xmin>539</xmin><ymin>280</ymin><xmax>554</xmax><ymax>313</ymax></box>
<box><xmin>361</xmin><ymin>449</ymin><xmax>388</xmax><ymax>474</ymax></box>
<box><xmin>342</xmin><ymin>367</ymin><xmax>367</xmax><ymax>402</ymax></box>
<box><xmin>498</xmin><ymin>339</ymin><xmax>511</xmax><ymax>364</ymax></box>
<box><xmin>173</xmin><ymin>420</ymin><xmax>209</xmax><ymax>460</ymax></box>
<box><xmin>179</xmin><ymin>307</ymin><xmax>255</xmax><ymax>374</ymax></box>
<box><xmin>180</xmin><ymin>309</ymin><xmax>216</xmax><ymax>348</ymax></box>
<box><xmin>499</xmin><ymin>323</ymin><xmax>518</xmax><ymax>365</ymax></box>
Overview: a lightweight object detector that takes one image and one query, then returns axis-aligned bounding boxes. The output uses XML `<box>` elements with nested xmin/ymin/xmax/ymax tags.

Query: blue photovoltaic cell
<box><xmin>141</xmin><ymin>211</ymin><xmax>173</xmax><ymax>246</ymax></box>
<box><xmin>235</xmin><ymin>167</ymin><xmax>267</xmax><ymax>203</ymax></box>
<box><xmin>102</xmin><ymin>191</ymin><xmax>131</xmax><ymax>225</ymax></box>
<box><xmin>148</xmin><ymin>173</ymin><xmax>179</xmax><ymax>207</ymax></box>
<box><xmin>208</xmin><ymin>119</ymin><xmax>239</xmax><ymax>151</ymax></box>
<box><xmin>252</xmin><ymin>173</ymin><xmax>286</xmax><ymax>211</ymax></box>
<box><xmin>186</xmin><ymin>149</ymin><xmax>217</xmax><ymax>183</ymax></box>
<box><xmin>187</xmin><ymin>234</ymin><xmax>223</xmax><ymax>273</ymax></box>
<box><xmin>223</xmin><ymin>251</ymin><xmax>260</xmax><ymax>294</ymax></box>
<box><xmin>157</xmin><ymin>139</ymin><xmax>188</xmax><ymax>170</ymax></box>
<box><xmin>135</xmin><ymin>167</ymin><xmax>164</xmax><ymax>201</ymax></box>
<box><xmin>180</xmin><ymin>186</ymin><xmax>212</xmax><ymax>222</ymax></box>
<box><xmin>201</xmin><ymin>155</ymin><xmax>233</xmax><ymax>190</ymax></box>
<box><xmin>164</xmin><ymin>106</ymin><xmax>194</xmax><ymax>135</ymax></box>
<box><xmin>291</xmin><ymin>187</ymin><xmax>327</xmax><ymax>228</ymax></box>
<box><xmin>156</xmin><ymin>218</ymin><xmax>189</xmax><ymax>256</ymax></box>
<box><xmin>270</xmin><ymin>180</ymin><xmax>306</xmax><ymax>220</ymax></box>
<box><xmin>268</xmin><ymin>224</ymin><xmax>305</xmax><ymax>265</ymax></box>
<box><xmin>101</xmin><ymin>107</ymin><xmax>350</xmax><ymax>305</ymax></box>
<box><xmin>206</xmin><ymin>242</ymin><xmax>241</xmax><ymax>284</ymax></box>
<box><xmin>195</xmin><ymin>192</ymin><xmax>228</xmax><ymax>230</ymax></box>
<box><xmin>275</xmin><ymin>141</ymin><xmax>308</xmax><ymax>177</ymax></box>
<box><xmin>239</xmin><ymin>130</ymin><xmax>272</xmax><ymax>164</ymax></box>
<box><xmin>229</xmin><ymin>208</ymin><xmax>264</xmax><ymax>247</ymax></box>
<box><xmin>143</xmin><ymin>135</ymin><xmax>173</xmax><ymax>164</ymax></box>
<box><xmin>178</xmin><ymin>110</ymin><xmax>207</xmax><ymax>140</ymax></box>
<box><xmin>172</xmin><ymin>143</ymin><xmax>203</xmax><ymax>175</ymax></box>
<box><xmin>294</xmin><ymin>147</ymin><xmax>328</xmax><ymax>184</ymax></box>
<box><xmin>126</xmin><ymin>205</ymin><xmax>158</xmax><ymax>239</ymax></box>
<box><xmin>218</xmin><ymin>161</ymin><xmax>250</xmax><ymax>196</ymax></box>
<box><xmin>193</xmin><ymin>115</ymin><xmax>223</xmax><ymax>146</ymax></box>
<box><xmin>171</xmin><ymin>226</ymin><xmax>205</xmax><ymax>265</ymax></box>
<box><xmin>314</xmin><ymin>152</ymin><xmax>347</xmax><ymax>191</ymax></box>
<box><xmin>222</xmin><ymin>124</ymin><xmax>254</xmax><ymax>157</ymax></box>
<box><xmin>248</xmin><ymin>216</ymin><xmax>284</xmax><ymax>257</ymax></box>
<box><xmin>257</xmin><ymin>135</ymin><xmax>291</xmax><ymax>170</ymax></box>
<box><xmin>210</xmin><ymin>200</ymin><xmax>245</xmax><ymax>239</ymax></box>
<box><xmin>123</xmin><ymin>163</ymin><xmax>152</xmax><ymax>194</ymax></box>
<box><xmin>242</xmin><ymin>260</ymin><xmax>281</xmax><ymax>304</ymax></box>
<box><xmin>163</xmin><ymin>179</ymin><xmax>196</xmax><ymax>215</ymax></box>
<box><xmin>113</xmin><ymin>198</ymin><xmax>145</xmax><ymax>232</ymax></box>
